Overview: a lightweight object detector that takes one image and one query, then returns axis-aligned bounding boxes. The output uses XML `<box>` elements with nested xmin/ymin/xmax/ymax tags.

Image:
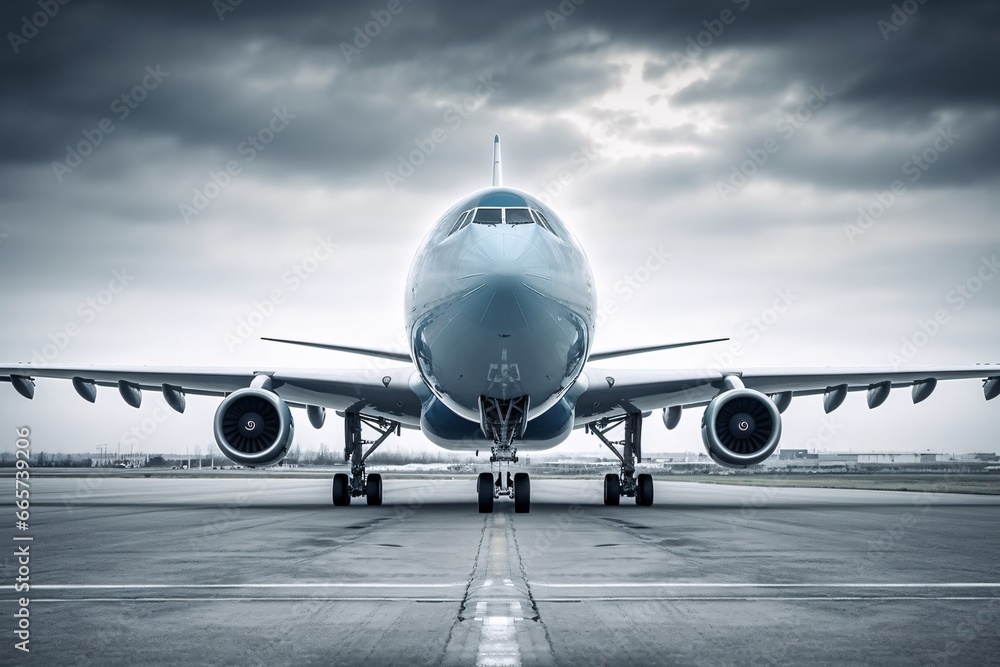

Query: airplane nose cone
<box><xmin>457</xmin><ymin>232</ymin><xmax>551</xmax><ymax>330</ymax></box>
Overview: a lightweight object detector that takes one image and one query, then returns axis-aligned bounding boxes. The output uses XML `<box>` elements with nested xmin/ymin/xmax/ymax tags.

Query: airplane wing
<box><xmin>575</xmin><ymin>365</ymin><xmax>1000</xmax><ymax>423</ymax></box>
<box><xmin>0</xmin><ymin>364</ymin><xmax>425</xmax><ymax>427</ymax></box>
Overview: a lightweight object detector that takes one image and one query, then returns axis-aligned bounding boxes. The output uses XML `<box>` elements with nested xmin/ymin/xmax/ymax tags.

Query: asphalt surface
<box><xmin>2</xmin><ymin>476</ymin><xmax>999</xmax><ymax>666</ymax></box>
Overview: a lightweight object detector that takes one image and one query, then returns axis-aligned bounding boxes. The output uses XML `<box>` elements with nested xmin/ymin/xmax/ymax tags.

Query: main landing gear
<box><xmin>586</xmin><ymin>412</ymin><xmax>654</xmax><ymax>507</ymax></box>
<box><xmin>332</xmin><ymin>411</ymin><xmax>400</xmax><ymax>507</ymax></box>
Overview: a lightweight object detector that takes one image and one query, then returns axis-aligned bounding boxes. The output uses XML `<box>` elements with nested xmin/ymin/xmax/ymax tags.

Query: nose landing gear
<box><xmin>477</xmin><ymin>468</ymin><xmax>531</xmax><ymax>513</ymax></box>
<box><xmin>476</xmin><ymin>395</ymin><xmax>531</xmax><ymax>513</ymax></box>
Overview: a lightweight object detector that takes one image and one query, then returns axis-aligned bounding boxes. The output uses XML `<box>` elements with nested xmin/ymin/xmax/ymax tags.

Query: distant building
<box><xmin>857</xmin><ymin>453</ymin><xmax>920</xmax><ymax>464</ymax></box>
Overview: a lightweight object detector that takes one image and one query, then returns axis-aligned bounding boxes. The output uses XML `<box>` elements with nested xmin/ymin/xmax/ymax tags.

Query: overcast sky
<box><xmin>1</xmin><ymin>0</ymin><xmax>998</xmax><ymax>458</ymax></box>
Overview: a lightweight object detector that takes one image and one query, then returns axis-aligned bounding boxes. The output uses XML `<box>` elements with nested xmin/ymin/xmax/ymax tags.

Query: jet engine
<box><xmin>701</xmin><ymin>388</ymin><xmax>781</xmax><ymax>468</ymax></box>
<box><xmin>213</xmin><ymin>388</ymin><xmax>294</xmax><ymax>467</ymax></box>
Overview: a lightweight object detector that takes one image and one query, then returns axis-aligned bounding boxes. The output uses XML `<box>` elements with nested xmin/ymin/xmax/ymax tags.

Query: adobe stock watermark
<box><xmin>593</xmin><ymin>245</ymin><xmax>671</xmax><ymax>328</ymax></box>
<box><xmin>514</xmin><ymin>482</ymin><xmax>592</xmax><ymax>561</ymax></box>
<box><xmin>180</xmin><ymin>107</ymin><xmax>295</xmax><ymax>223</ymax></box>
<box><xmin>340</xmin><ymin>0</ymin><xmax>414</xmax><ymax>63</ymax></box>
<box><xmin>28</xmin><ymin>268</ymin><xmax>135</xmax><ymax>364</ymax></box>
<box><xmin>928</xmin><ymin>596</ymin><xmax>1000</xmax><ymax>667</ymax></box>
<box><xmin>669</xmin><ymin>0</ymin><xmax>752</xmax><ymax>71</ymax></box>
<box><xmin>120</xmin><ymin>398</ymin><xmax>176</xmax><ymax>450</ymax></box>
<box><xmin>535</xmin><ymin>115</ymin><xmax>628</xmax><ymax>206</ymax></box>
<box><xmin>726</xmin><ymin>416</ymin><xmax>842</xmax><ymax>530</ymax></box>
<box><xmin>351</xmin><ymin>329</ymin><xmax>411</xmax><ymax>390</ymax></box>
<box><xmin>864</xmin><ymin>477</ymin><xmax>949</xmax><ymax>566</ymax></box>
<box><xmin>224</xmin><ymin>236</ymin><xmax>339</xmax><ymax>351</ymax></box>
<box><xmin>60</xmin><ymin>471</ymin><xmax>112</xmax><ymax>513</ymax></box>
<box><xmin>188</xmin><ymin>478</ymin><xmax>271</xmax><ymax>553</ymax></box>
<box><xmin>887</xmin><ymin>254</ymin><xmax>998</xmax><ymax>365</ymax></box>
<box><xmin>877</xmin><ymin>0</ymin><xmax>929</xmax><ymax>41</ymax></box>
<box><xmin>678</xmin><ymin>287</ymin><xmax>801</xmax><ymax>401</ymax></box>
<box><xmin>383</xmin><ymin>74</ymin><xmax>501</xmax><ymax>192</ymax></box>
<box><xmin>655</xmin><ymin>285</ymin><xmax>800</xmax><ymax>407</ymax></box>
<box><xmin>716</xmin><ymin>84</ymin><xmax>833</xmax><ymax>202</ymax></box>
<box><xmin>7</xmin><ymin>0</ymin><xmax>70</xmax><ymax>54</ymax></box>
<box><xmin>213</xmin><ymin>0</ymin><xmax>243</xmax><ymax>22</ymax></box>
<box><xmin>709</xmin><ymin>288</ymin><xmax>800</xmax><ymax>371</ymax></box>
<box><xmin>545</xmin><ymin>0</ymin><xmax>586</xmax><ymax>30</ymax></box>
<box><xmin>844</xmin><ymin>126</ymin><xmax>960</xmax><ymax>244</ymax></box>
<box><xmin>51</xmin><ymin>65</ymin><xmax>170</xmax><ymax>182</ymax></box>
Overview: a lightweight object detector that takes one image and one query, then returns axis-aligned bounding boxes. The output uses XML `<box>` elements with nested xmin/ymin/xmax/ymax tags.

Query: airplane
<box><xmin>3</xmin><ymin>135</ymin><xmax>999</xmax><ymax>513</ymax></box>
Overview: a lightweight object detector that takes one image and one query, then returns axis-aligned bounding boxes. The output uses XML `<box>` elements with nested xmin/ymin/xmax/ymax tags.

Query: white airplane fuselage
<box><xmin>405</xmin><ymin>187</ymin><xmax>596</xmax><ymax>450</ymax></box>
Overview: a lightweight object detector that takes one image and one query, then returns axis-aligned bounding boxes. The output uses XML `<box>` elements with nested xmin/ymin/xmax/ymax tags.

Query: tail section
<box><xmin>492</xmin><ymin>134</ymin><xmax>503</xmax><ymax>187</ymax></box>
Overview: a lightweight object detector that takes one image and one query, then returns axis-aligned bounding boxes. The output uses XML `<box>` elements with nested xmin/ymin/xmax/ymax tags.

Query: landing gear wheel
<box><xmin>477</xmin><ymin>472</ymin><xmax>494</xmax><ymax>513</ymax></box>
<box><xmin>604</xmin><ymin>473</ymin><xmax>621</xmax><ymax>506</ymax></box>
<box><xmin>332</xmin><ymin>473</ymin><xmax>351</xmax><ymax>506</ymax></box>
<box><xmin>636</xmin><ymin>473</ymin><xmax>654</xmax><ymax>507</ymax></box>
<box><xmin>514</xmin><ymin>472</ymin><xmax>530</xmax><ymax>513</ymax></box>
<box><xmin>366</xmin><ymin>473</ymin><xmax>383</xmax><ymax>506</ymax></box>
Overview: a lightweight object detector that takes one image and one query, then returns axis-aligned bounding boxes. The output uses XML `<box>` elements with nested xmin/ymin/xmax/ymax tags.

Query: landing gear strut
<box><xmin>476</xmin><ymin>445</ymin><xmax>531</xmax><ymax>514</ymax></box>
<box><xmin>586</xmin><ymin>412</ymin><xmax>654</xmax><ymax>507</ymax></box>
<box><xmin>332</xmin><ymin>412</ymin><xmax>400</xmax><ymax>507</ymax></box>
<box><xmin>476</xmin><ymin>396</ymin><xmax>531</xmax><ymax>513</ymax></box>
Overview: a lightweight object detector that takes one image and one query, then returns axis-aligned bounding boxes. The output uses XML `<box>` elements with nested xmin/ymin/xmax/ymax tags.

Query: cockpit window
<box><xmin>472</xmin><ymin>208</ymin><xmax>503</xmax><ymax>225</ymax></box>
<box><xmin>504</xmin><ymin>208</ymin><xmax>534</xmax><ymax>225</ymax></box>
<box><xmin>446</xmin><ymin>206</ymin><xmax>559</xmax><ymax>237</ymax></box>
<box><xmin>530</xmin><ymin>210</ymin><xmax>554</xmax><ymax>233</ymax></box>
<box><xmin>449</xmin><ymin>210</ymin><xmax>473</xmax><ymax>235</ymax></box>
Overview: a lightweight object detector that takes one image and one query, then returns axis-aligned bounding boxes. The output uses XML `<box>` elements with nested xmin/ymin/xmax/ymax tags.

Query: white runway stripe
<box><xmin>17</xmin><ymin>595</ymin><xmax>996</xmax><ymax>603</ymax></box>
<box><xmin>4</xmin><ymin>582</ymin><xmax>463</xmax><ymax>590</ymax></box>
<box><xmin>534</xmin><ymin>582</ymin><xmax>1000</xmax><ymax>588</ymax></box>
<box><xmin>537</xmin><ymin>596</ymin><xmax>999</xmax><ymax>602</ymax></box>
<box><xmin>27</xmin><ymin>597</ymin><xmax>464</xmax><ymax>603</ymax></box>
<box><xmin>7</xmin><ymin>582</ymin><xmax>997</xmax><ymax>592</ymax></box>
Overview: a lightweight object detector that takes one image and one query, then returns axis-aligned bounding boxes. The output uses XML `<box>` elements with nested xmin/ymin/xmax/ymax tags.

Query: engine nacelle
<box><xmin>213</xmin><ymin>388</ymin><xmax>294</xmax><ymax>467</ymax></box>
<box><xmin>701</xmin><ymin>388</ymin><xmax>781</xmax><ymax>468</ymax></box>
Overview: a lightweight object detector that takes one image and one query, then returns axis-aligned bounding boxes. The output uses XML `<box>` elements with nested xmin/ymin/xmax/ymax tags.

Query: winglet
<box><xmin>492</xmin><ymin>134</ymin><xmax>502</xmax><ymax>187</ymax></box>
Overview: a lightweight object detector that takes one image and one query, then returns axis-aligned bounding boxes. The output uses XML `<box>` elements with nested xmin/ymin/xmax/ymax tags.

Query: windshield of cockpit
<box><xmin>446</xmin><ymin>206</ymin><xmax>556</xmax><ymax>236</ymax></box>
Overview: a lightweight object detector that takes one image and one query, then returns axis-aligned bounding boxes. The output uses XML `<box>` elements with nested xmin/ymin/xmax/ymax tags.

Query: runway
<box><xmin>2</xmin><ymin>476</ymin><xmax>999</xmax><ymax>666</ymax></box>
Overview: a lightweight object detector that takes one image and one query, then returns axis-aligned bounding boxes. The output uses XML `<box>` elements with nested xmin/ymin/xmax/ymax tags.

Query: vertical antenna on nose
<box><xmin>492</xmin><ymin>134</ymin><xmax>503</xmax><ymax>187</ymax></box>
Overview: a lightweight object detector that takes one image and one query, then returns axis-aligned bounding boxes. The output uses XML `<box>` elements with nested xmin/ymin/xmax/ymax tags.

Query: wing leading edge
<box><xmin>0</xmin><ymin>364</ymin><xmax>426</xmax><ymax>427</ymax></box>
<box><xmin>575</xmin><ymin>364</ymin><xmax>1000</xmax><ymax>425</ymax></box>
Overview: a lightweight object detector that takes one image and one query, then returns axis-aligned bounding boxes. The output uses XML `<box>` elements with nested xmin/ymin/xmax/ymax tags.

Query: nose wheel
<box><xmin>513</xmin><ymin>472</ymin><xmax>530</xmax><ymax>513</ymax></box>
<box><xmin>476</xmin><ymin>470</ymin><xmax>530</xmax><ymax>513</ymax></box>
<box><xmin>477</xmin><ymin>472</ymin><xmax>494</xmax><ymax>513</ymax></box>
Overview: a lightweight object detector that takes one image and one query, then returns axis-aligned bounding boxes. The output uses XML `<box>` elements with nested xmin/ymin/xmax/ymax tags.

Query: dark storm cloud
<box><xmin>1</xmin><ymin>0</ymin><xmax>998</xmax><ymax>454</ymax></box>
<box><xmin>2</xmin><ymin>0</ymin><xmax>997</xmax><ymax>191</ymax></box>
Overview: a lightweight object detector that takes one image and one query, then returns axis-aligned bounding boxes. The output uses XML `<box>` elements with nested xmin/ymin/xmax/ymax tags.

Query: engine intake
<box><xmin>701</xmin><ymin>388</ymin><xmax>781</xmax><ymax>468</ymax></box>
<box><xmin>213</xmin><ymin>388</ymin><xmax>294</xmax><ymax>467</ymax></box>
